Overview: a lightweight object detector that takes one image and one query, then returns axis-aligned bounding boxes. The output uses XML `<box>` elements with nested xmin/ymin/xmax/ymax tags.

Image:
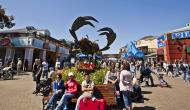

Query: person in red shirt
<box><xmin>55</xmin><ymin>72</ymin><xmax>78</xmax><ymax>110</ymax></box>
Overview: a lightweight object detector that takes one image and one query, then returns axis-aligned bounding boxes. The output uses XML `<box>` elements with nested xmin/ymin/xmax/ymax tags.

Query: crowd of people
<box><xmin>34</xmin><ymin>59</ymin><xmax>143</xmax><ymax>110</ymax></box>
<box><xmin>29</xmin><ymin>57</ymin><xmax>190</xmax><ymax>110</ymax></box>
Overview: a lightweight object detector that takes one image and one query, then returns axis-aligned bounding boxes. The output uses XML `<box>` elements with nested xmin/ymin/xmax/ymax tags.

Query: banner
<box><xmin>157</xmin><ymin>35</ymin><xmax>165</xmax><ymax>48</ymax></box>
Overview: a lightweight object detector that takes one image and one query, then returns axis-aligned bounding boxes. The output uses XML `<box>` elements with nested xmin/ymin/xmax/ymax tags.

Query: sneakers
<box><xmin>32</xmin><ymin>91</ymin><xmax>36</xmax><ymax>94</ymax></box>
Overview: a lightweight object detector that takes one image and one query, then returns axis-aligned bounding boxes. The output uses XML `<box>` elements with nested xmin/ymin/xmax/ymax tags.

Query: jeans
<box><xmin>122</xmin><ymin>91</ymin><xmax>132</xmax><ymax>108</ymax></box>
<box><xmin>183</xmin><ymin>71</ymin><xmax>189</xmax><ymax>82</ymax></box>
<box><xmin>46</xmin><ymin>92</ymin><xmax>63</xmax><ymax>109</ymax></box>
<box><xmin>55</xmin><ymin>93</ymin><xmax>75</xmax><ymax>110</ymax></box>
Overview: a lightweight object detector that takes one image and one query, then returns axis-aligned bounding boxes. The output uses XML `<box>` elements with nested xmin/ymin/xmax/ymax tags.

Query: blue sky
<box><xmin>1</xmin><ymin>0</ymin><xmax>190</xmax><ymax>54</ymax></box>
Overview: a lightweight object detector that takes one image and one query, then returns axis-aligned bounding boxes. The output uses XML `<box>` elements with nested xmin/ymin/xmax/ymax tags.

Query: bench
<box><xmin>42</xmin><ymin>84</ymin><xmax>117</xmax><ymax>110</ymax></box>
<box><xmin>93</xmin><ymin>84</ymin><xmax>117</xmax><ymax>109</ymax></box>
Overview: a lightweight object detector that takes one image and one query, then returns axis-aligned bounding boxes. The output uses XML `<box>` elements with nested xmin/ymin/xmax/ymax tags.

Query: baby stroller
<box><xmin>156</xmin><ymin>73</ymin><xmax>168</xmax><ymax>87</ymax></box>
<box><xmin>36</xmin><ymin>79</ymin><xmax>52</xmax><ymax>96</ymax></box>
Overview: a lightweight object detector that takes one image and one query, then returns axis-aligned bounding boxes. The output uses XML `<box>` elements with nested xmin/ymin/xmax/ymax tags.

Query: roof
<box><xmin>0</xmin><ymin>28</ymin><xmax>29</xmax><ymax>34</ymax></box>
<box><xmin>168</xmin><ymin>26</ymin><xmax>190</xmax><ymax>33</ymax></box>
<box><xmin>139</xmin><ymin>36</ymin><xmax>156</xmax><ymax>40</ymax></box>
<box><xmin>145</xmin><ymin>53</ymin><xmax>157</xmax><ymax>57</ymax></box>
<box><xmin>0</xmin><ymin>27</ymin><xmax>71</xmax><ymax>49</ymax></box>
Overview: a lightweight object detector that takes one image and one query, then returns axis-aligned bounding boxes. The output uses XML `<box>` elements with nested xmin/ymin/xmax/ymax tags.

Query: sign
<box><xmin>0</xmin><ymin>38</ymin><xmax>11</xmax><ymax>46</ymax></box>
<box><xmin>49</xmin><ymin>43</ymin><xmax>56</xmax><ymax>52</ymax></box>
<box><xmin>157</xmin><ymin>35</ymin><xmax>165</xmax><ymax>48</ymax></box>
<box><xmin>11</xmin><ymin>37</ymin><xmax>28</xmax><ymax>47</ymax></box>
<box><xmin>172</xmin><ymin>30</ymin><xmax>190</xmax><ymax>39</ymax></box>
<box><xmin>33</xmin><ymin>38</ymin><xmax>44</xmax><ymax>49</ymax></box>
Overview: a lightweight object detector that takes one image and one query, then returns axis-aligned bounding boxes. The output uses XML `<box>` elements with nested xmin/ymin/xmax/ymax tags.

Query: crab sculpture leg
<box><xmin>0</xmin><ymin>8</ymin><xmax>15</xmax><ymax>29</ymax></box>
<box><xmin>69</xmin><ymin>16</ymin><xmax>99</xmax><ymax>46</ymax></box>
<box><xmin>98</xmin><ymin>27</ymin><xmax>116</xmax><ymax>51</ymax></box>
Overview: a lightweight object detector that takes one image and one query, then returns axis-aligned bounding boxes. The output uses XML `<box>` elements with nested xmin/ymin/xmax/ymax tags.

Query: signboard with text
<box><xmin>172</xmin><ymin>30</ymin><xmax>190</xmax><ymax>39</ymax></box>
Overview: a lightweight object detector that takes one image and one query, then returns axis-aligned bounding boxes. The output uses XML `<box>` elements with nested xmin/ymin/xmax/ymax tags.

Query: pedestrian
<box><xmin>55</xmin><ymin>59</ymin><xmax>61</xmax><ymax>70</ymax></box>
<box><xmin>33</xmin><ymin>59</ymin><xmax>42</xmax><ymax>94</ymax></box>
<box><xmin>17</xmin><ymin>58</ymin><xmax>22</xmax><ymax>75</ymax></box>
<box><xmin>32</xmin><ymin>59</ymin><xmax>38</xmax><ymax>81</ymax></box>
<box><xmin>42</xmin><ymin>60</ymin><xmax>48</xmax><ymax>79</ymax></box>
<box><xmin>167</xmin><ymin>62</ymin><xmax>174</xmax><ymax>77</ymax></box>
<box><xmin>130</xmin><ymin>62</ymin><xmax>136</xmax><ymax>78</ymax></box>
<box><xmin>23</xmin><ymin>59</ymin><xmax>28</xmax><ymax>71</ymax></box>
<box><xmin>119</xmin><ymin>63</ymin><xmax>133</xmax><ymax>110</ymax></box>
<box><xmin>180</xmin><ymin>61</ymin><xmax>189</xmax><ymax>82</ymax></box>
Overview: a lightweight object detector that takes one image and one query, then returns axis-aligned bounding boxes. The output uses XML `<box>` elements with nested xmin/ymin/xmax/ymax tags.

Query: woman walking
<box><xmin>119</xmin><ymin>63</ymin><xmax>133</xmax><ymax>110</ymax></box>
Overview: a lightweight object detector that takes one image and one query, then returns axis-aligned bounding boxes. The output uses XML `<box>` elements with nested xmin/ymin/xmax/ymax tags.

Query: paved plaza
<box><xmin>0</xmin><ymin>72</ymin><xmax>190</xmax><ymax>110</ymax></box>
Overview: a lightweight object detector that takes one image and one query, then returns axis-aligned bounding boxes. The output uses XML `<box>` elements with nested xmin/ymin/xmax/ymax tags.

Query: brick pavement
<box><xmin>0</xmin><ymin>72</ymin><xmax>42</xmax><ymax>110</ymax></box>
<box><xmin>0</xmin><ymin>71</ymin><xmax>190</xmax><ymax>110</ymax></box>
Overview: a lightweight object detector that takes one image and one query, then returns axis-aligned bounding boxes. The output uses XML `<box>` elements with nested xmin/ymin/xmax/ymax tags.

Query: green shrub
<box><xmin>61</xmin><ymin>67</ymin><xmax>109</xmax><ymax>84</ymax></box>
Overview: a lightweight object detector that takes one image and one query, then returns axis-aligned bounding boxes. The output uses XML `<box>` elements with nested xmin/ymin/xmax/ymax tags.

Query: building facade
<box><xmin>157</xmin><ymin>22</ymin><xmax>190</xmax><ymax>63</ymax></box>
<box><xmin>136</xmin><ymin>36</ymin><xmax>157</xmax><ymax>62</ymax></box>
<box><xmin>0</xmin><ymin>27</ymin><xmax>70</xmax><ymax>70</ymax></box>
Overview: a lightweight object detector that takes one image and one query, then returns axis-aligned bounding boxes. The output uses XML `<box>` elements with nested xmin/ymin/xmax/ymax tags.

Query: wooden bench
<box><xmin>94</xmin><ymin>84</ymin><xmax>117</xmax><ymax>109</ymax></box>
<box><xmin>42</xmin><ymin>84</ymin><xmax>117</xmax><ymax>110</ymax></box>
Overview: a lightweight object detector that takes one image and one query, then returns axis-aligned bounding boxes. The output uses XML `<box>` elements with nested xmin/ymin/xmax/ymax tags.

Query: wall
<box><xmin>165</xmin><ymin>39</ymin><xmax>190</xmax><ymax>62</ymax></box>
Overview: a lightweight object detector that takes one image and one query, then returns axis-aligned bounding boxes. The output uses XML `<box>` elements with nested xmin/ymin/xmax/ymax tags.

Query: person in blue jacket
<box><xmin>45</xmin><ymin>74</ymin><xmax>65</xmax><ymax>109</ymax></box>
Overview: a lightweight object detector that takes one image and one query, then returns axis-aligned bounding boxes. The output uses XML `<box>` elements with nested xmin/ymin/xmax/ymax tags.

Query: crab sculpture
<box><xmin>69</xmin><ymin>16</ymin><xmax>116</xmax><ymax>55</ymax></box>
<box><xmin>0</xmin><ymin>5</ymin><xmax>15</xmax><ymax>29</ymax></box>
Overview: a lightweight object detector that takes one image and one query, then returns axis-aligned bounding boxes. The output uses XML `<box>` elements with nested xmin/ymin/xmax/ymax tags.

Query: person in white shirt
<box><xmin>17</xmin><ymin>58</ymin><xmax>22</xmax><ymax>75</ymax></box>
<box><xmin>163</xmin><ymin>61</ymin><xmax>167</xmax><ymax>72</ymax></box>
<box><xmin>119</xmin><ymin>63</ymin><xmax>133</xmax><ymax>110</ymax></box>
<box><xmin>130</xmin><ymin>62</ymin><xmax>136</xmax><ymax>78</ymax></box>
<box><xmin>42</xmin><ymin>60</ymin><xmax>49</xmax><ymax>79</ymax></box>
<box><xmin>55</xmin><ymin>60</ymin><xmax>61</xmax><ymax>70</ymax></box>
<box><xmin>75</xmin><ymin>72</ymin><xmax>95</xmax><ymax>110</ymax></box>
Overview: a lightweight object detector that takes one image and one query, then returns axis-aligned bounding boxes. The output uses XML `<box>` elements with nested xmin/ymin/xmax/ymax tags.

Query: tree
<box><xmin>0</xmin><ymin>5</ymin><xmax>15</xmax><ymax>29</ymax></box>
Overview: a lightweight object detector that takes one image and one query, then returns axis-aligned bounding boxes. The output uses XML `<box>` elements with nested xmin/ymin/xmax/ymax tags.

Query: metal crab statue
<box><xmin>0</xmin><ymin>5</ymin><xmax>15</xmax><ymax>29</ymax></box>
<box><xmin>69</xmin><ymin>16</ymin><xmax>116</xmax><ymax>55</ymax></box>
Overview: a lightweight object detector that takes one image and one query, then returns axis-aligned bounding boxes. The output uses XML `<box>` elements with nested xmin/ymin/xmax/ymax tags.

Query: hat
<box><xmin>68</xmin><ymin>72</ymin><xmax>74</xmax><ymax>76</ymax></box>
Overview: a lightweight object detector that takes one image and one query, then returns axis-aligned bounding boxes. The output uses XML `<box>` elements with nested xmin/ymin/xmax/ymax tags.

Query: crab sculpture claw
<box><xmin>69</xmin><ymin>16</ymin><xmax>99</xmax><ymax>45</ymax></box>
<box><xmin>98</xmin><ymin>27</ymin><xmax>116</xmax><ymax>51</ymax></box>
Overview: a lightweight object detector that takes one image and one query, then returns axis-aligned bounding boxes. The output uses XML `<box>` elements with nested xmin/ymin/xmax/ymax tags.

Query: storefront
<box><xmin>0</xmin><ymin>27</ymin><xmax>70</xmax><ymax>70</ymax></box>
<box><xmin>157</xmin><ymin>26</ymin><xmax>190</xmax><ymax>63</ymax></box>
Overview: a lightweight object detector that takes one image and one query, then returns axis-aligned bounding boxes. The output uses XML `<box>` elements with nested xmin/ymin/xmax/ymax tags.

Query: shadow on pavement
<box><xmin>13</xmin><ymin>77</ymin><xmax>20</xmax><ymax>80</ymax></box>
<box><xmin>142</xmin><ymin>91</ymin><xmax>152</xmax><ymax>94</ymax></box>
<box><xmin>18</xmin><ymin>73</ymin><xmax>30</xmax><ymax>75</ymax></box>
<box><xmin>133</xmin><ymin>106</ymin><xmax>156</xmax><ymax>110</ymax></box>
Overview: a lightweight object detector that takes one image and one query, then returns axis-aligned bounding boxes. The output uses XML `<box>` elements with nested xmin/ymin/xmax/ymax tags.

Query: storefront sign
<box><xmin>172</xmin><ymin>30</ymin><xmax>190</xmax><ymax>39</ymax></box>
<box><xmin>0</xmin><ymin>38</ymin><xmax>11</xmax><ymax>46</ymax></box>
<box><xmin>49</xmin><ymin>43</ymin><xmax>56</xmax><ymax>52</ymax></box>
<box><xmin>157</xmin><ymin>35</ymin><xmax>165</xmax><ymax>48</ymax></box>
<box><xmin>11</xmin><ymin>38</ymin><xmax>28</xmax><ymax>47</ymax></box>
<box><xmin>33</xmin><ymin>38</ymin><xmax>44</xmax><ymax>49</ymax></box>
